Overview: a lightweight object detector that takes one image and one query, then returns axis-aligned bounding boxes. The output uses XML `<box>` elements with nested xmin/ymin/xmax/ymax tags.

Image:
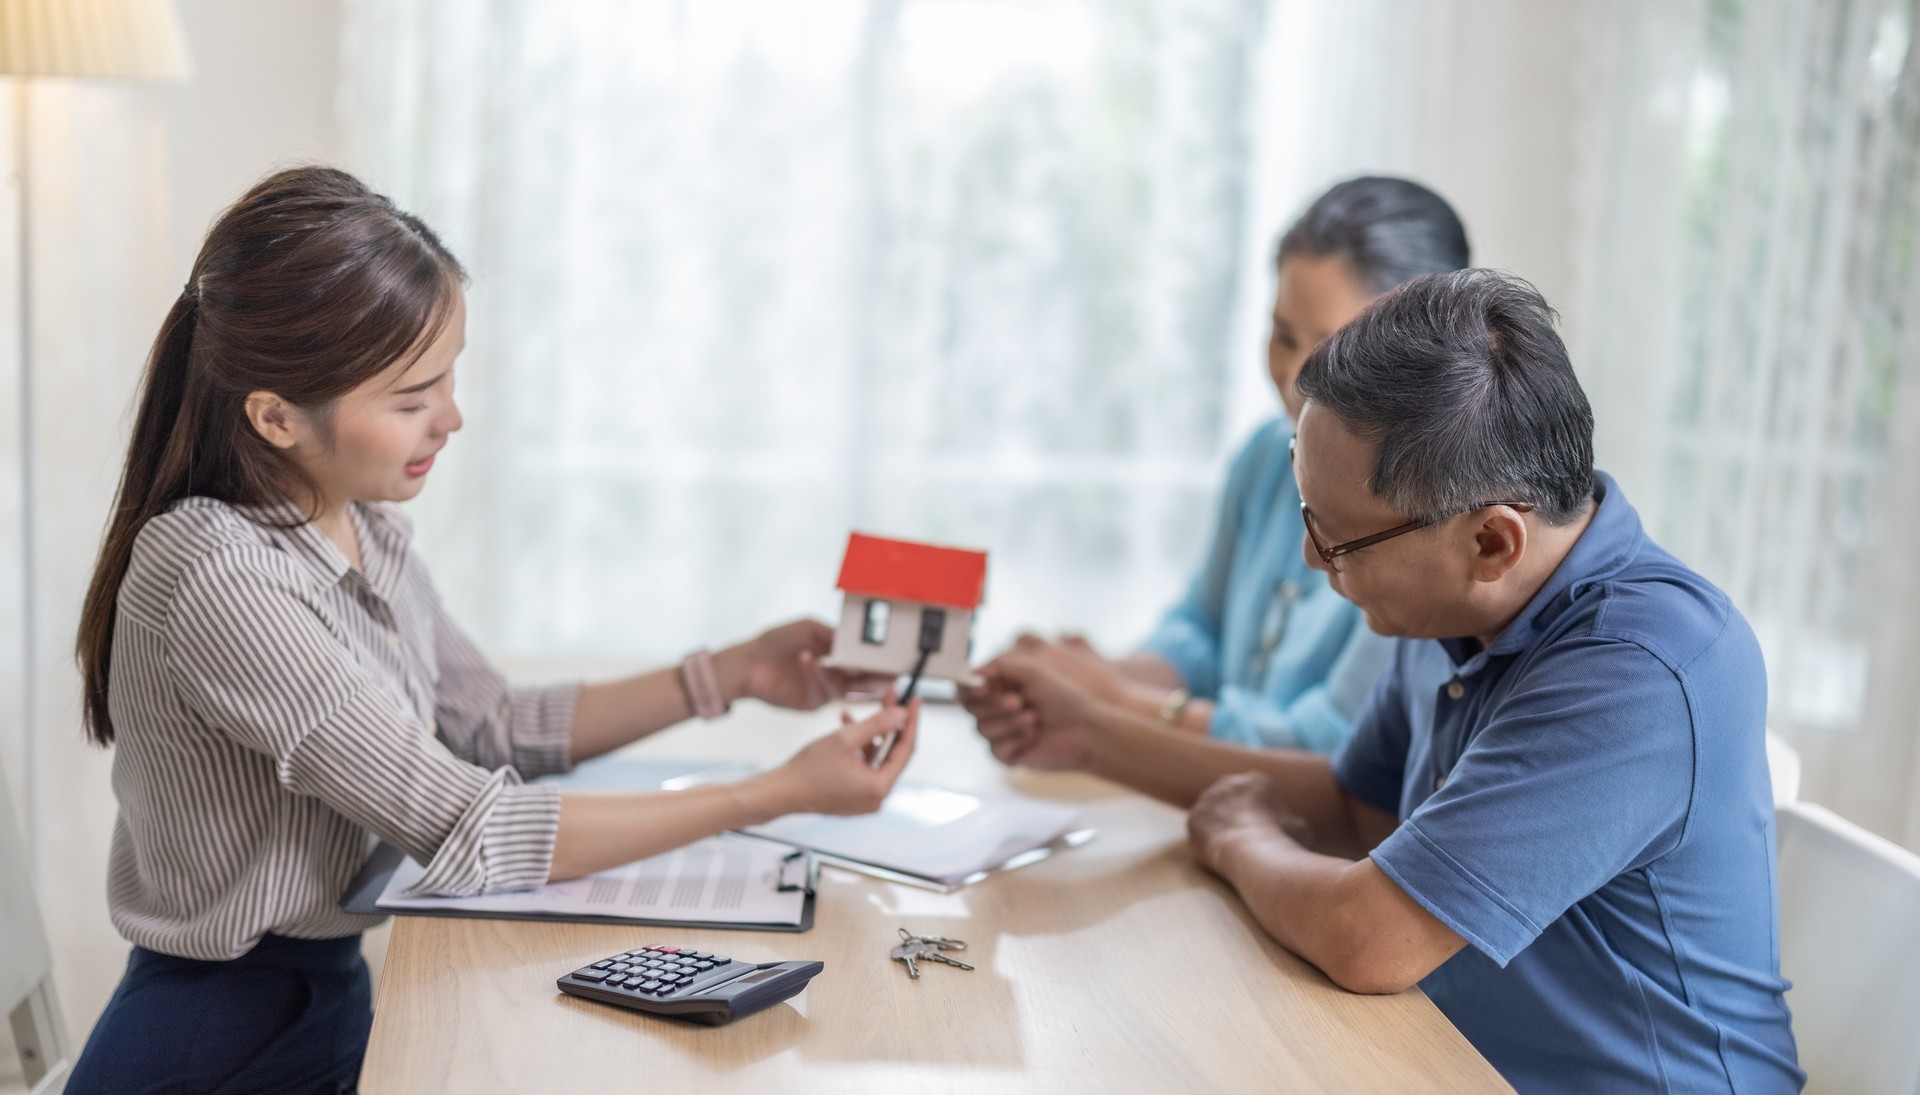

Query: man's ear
<box><xmin>1468</xmin><ymin>506</ymin><xmax>1529</xmax><ymax>584</ymax></box>
<box><xmin>244</xmin><ymin>392</ymin><xmax>301</xmax><ymax>450</ymax></box>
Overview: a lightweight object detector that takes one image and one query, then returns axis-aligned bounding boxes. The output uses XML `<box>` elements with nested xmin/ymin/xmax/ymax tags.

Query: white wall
<box><xmin>163</xmin><ymin>0</ymin><xmax>345</xmax><ymax>280</ymax></box>
<box><xmin>0</xmin><ymin>0</ymin><xmax>345</xmax><ymax>1055</ymax></box>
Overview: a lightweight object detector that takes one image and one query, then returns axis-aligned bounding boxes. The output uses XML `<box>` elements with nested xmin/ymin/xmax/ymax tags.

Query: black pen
<box><xmin>870</xmin><ymin>647</ymin><xmax>932</xmax><ymax>770</ymax></box>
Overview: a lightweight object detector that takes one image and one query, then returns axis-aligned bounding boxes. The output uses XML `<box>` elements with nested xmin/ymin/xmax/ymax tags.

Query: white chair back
<box><xmin>1776</xmin><ymin>800</ymin><xmax>1920</xmax><ymax>1095</ymax></box>
<box><xmin>0</xmin><ymin>755</ymin><xmax>68</xmax><ymax>1094</ymax></box>
<box><xmin>1766</xmin><ymin>730</ymin><xmax>1802</xmax><ymax>804</ymax></box>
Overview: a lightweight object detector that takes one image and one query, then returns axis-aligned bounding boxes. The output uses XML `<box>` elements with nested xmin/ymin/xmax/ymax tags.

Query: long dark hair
<box><xmin>76</xmin><ymin>166</ymin><xmax>466</xmax><ymax>745</ymax></box>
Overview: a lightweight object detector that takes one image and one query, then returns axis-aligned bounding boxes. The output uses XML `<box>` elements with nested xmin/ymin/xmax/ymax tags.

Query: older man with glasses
<box><xmin>966</xmin><ymin>269</ymin><xmax>1801</xmax><ymax>1094</ymax></box>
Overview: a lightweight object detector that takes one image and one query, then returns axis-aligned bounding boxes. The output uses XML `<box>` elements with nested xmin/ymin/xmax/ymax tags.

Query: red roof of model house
<box><xmin>835</xmin><ymin>533</ymin><xmax>987</xmax><ymax>609</ymax></box>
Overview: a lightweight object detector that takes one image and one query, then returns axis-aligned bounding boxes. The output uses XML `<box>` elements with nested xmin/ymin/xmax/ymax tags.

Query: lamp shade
<box><xmin>0</xmin><ymin>0</ymin><xmax>191</xmax><ymax>82</ymax></box>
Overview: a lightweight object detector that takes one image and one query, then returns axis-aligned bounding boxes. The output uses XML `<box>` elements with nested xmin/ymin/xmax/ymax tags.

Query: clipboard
<box><xmin>340</xmin><ymin>836</ymin><xmax>819</xmax><ymax>933</ymax></box>
<box><xmin>800</xmin><ymin>825</ymin><xmax>1099</xmax><ymax>893</ymax></box>
<box><xmin>740</xmin><ymin>781</ymin><xmax>1092</xmax><ymax>892</ymax></box>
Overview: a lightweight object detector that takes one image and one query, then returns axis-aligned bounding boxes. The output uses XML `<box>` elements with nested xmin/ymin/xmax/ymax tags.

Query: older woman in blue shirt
<box><xmin>974</xmin><ymin>178</ymin><xmax>1470</xmax><ymax>753</ymax></box>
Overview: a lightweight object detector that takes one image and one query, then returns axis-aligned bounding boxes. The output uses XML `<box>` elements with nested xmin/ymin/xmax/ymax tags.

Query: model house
<box><xmin>821</xmin><ymin>532</ymin><xmax>987</xmax><ymax>687</ymax></box>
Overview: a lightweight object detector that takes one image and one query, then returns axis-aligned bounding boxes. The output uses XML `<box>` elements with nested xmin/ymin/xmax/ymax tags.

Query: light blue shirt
<box><xmin>1334</xmin><ymin>472</ymin><xmax>1801</xmax><ymax>1093</ymax></box>
<box><xmin>1141</xmin><ymin>419</ymin><xmax>1391</xmax><ymax>752</ymax></box>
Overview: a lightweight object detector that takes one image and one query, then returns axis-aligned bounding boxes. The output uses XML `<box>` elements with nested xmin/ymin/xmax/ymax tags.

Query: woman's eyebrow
<box><xmin>391</xmin><ymin>370</ymin><xmax>447</xmax><ymax>395</ymax></box>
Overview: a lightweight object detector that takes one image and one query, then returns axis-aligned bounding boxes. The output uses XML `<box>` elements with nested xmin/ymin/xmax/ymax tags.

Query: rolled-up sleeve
<box><xmin>165</xmin><ymin>546</ymin><xmax>559</xmax><ymax>896</ymax></box>
<box><xmin>424</xmin><ymin>578</ymin><xmax>578</xmax><ymax>779</ymax></box>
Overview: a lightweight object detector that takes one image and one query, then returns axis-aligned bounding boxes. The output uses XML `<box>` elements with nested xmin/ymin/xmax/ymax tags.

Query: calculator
<box><xmin>556</xmin><ymin>944</ymin><xmax>825</xmax><ymax>1026</ymax></box>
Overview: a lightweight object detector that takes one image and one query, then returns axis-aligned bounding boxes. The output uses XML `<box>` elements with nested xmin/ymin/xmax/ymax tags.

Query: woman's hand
<box><xmin>751</xmin><ymin>696</ymin><xmax>919</xmax><ymax>817</ymax></box>
<box><xmin>717</xmin><ymin>619</ymin><xmax>891</xmax><ymax>711</ymax></box>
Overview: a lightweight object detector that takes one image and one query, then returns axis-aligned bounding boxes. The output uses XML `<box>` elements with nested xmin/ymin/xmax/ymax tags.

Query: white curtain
<box><xmin>336</xmin><ymin>0</ymin><xmax>1520</xmax><ymax>674</ymax></box>
<box><xmin>340</xmin><ymin>0</ymin><xmax>1291</xmax><ymax>666</ymax></box>
<box><xmin>1572</xmin><ymin>0</ymin><xmax>1920</xmax><ymax>848</ymax></box>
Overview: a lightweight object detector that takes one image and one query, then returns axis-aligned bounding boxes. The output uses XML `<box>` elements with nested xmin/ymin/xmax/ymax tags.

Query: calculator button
<box><xmin>658</xmin><ymin>974</ymin><xmax>681</xmax><ymax>984</ymax></box>
<box><xmin>572</xmin><ymin>969</ymin><xmax>609</xmax><ymax>982</ymax></box>
<box><xmin>638</xmin><ymin>980</ymin><xmax>662</xmax><ymax>993</ymax></box>
<box><xmin>692</xmin><ymin>961</ymin><xmax>714</xmax><ymax>970</ymax></box>
<box><xmin>592</xmin><ymin>960</ymin><xmax>614</xmax><ymax>969</ymax></box>
<box><xmin>653</xmin><ymin>947</ymin><xmax>680</xmax><ymax>955</ymax></box>
<box><xmin>609</xmin><ymin>962</ymin><xmax>630</xmax><ymax>972</ymax></box>
<box><xmin>710</xmin><ymin>956</ymin><xmax>730</xmax><ymax>965</ymax></box>
<box><xmin>683</xmin><ymin>950</ymin><xmax>709</xmax><ymax>960</ymax></box>
<box><xmin>657</xmin><ymin>985</ymin><xmax>679</xmax><ymax>996</ymax></box>
<box><xmin>604</xmin><ymin>974</ymin><xmax>628</xmax><ymax>986</ymax></box>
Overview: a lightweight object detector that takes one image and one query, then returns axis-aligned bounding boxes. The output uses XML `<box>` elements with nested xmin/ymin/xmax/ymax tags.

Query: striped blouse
<box><xmin>105</xmin><ymin>496</ymin><xmax>579</xmax><ymax>960</ymax></box>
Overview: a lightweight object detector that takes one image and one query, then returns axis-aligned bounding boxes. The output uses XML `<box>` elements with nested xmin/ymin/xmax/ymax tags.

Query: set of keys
<box><xmin>888</xmin><ymin>927</ymin><xmax>973</xmax><ymax>979</ymax></box>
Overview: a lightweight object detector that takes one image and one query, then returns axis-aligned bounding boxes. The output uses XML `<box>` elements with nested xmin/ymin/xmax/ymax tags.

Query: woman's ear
<box><xmin>244</xmin><ymin>392</ymin><xmax>301</xmax><ymax>450</ymax></box>
<box><xmin>1468</xmin><ymin>507</ymin><xmax>1529</xmax><ymax>584</ymax></box>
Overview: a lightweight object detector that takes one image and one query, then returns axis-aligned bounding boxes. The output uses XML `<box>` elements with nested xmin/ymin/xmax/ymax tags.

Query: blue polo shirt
<box><xmin>1333</xmin><ymin>472</ymin><xmax>1802</xmax><ymax>1094</ymax></box>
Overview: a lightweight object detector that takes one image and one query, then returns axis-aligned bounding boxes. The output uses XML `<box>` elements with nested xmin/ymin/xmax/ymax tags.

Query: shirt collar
<box><xmin>236</xmin><ymin>498</ymin><xmax>413</xmax><ymax>596</ymax></box>
<box><xmin>1440</xmin><ymin>470</ymin><xmax>1642</xmax><ymax>669</ymax></box>
<box><xmin>353</xmin><ymin>503</ymin><xmax>412</xmax><ymax>600</ymax></box>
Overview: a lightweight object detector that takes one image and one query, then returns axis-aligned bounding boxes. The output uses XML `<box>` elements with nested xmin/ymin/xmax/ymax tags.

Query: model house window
<box><xmin>862</xmin><ymin>600</ymin><xmax>890</xmax><ymax>645</ymax></box>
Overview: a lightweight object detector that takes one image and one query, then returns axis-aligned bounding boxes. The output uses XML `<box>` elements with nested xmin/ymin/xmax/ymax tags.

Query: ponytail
<box><xmin>75</xmin><ymin>166</ymin><xmax>466</xmax><ymax>745</ymax></box>
<box><xmin>76</xmin><ymin>289</ymin><xmax>206</xmax><ymax>745</ymax></box>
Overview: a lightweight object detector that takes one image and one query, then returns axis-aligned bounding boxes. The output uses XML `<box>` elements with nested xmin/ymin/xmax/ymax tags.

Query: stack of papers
<box><xmin>370</xmin><ymin>834</ymin><xmax>811</xmax><ymax>929</ymax></box>
<box><xmin>743</xmin><ymin>782</ymin><xmax>1094</xmax><ymax>891</ymax></box>
<box><xmin>536</xmin><ymin>754</ymin><xmax>1095</xmax><ymax>891</ymax></box>
<box><xmin>535</xmin><ymin>756</ymin><xmax>755</xmax><ymax>793</ymax></box>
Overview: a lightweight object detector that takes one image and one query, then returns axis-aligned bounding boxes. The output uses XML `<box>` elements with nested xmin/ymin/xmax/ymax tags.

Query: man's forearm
<box><xmin>1083</xmin><ymin>708</ymin><xmax>1360</xmax><ymax>847</ymax></box>
<box><xmin>1213</xmin><ymin>830</ymin><xmax>1466</xmax><ymax>994</ymax></box>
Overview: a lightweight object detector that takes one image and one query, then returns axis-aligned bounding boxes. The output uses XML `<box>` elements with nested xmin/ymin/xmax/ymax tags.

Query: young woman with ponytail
<box><xmin>67</xmin><ymin>167</ymin><xmax>918</xmax><ymax>1093</ymax></box>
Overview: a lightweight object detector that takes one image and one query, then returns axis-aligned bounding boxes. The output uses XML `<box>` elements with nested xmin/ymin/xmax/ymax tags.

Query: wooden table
<box><xmin>361</xmin><ymin>705</ymin><xmax>1513</xmax><ymax>1093</ymax></box>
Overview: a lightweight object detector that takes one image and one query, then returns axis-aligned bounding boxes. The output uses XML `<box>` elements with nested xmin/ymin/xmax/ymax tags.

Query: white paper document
<box><xmin>374</xmin><ymin>834</ymin><xmax>809</xmax><ymax>927</ymax></box>
<box><xmin>743</xmin><ymin>782</ymin><xmax>1092</xmax><ymax>890</ymax></box>
<box><xmin>535</xmin><ymin>755</ymin><xmax>757</xmax><ymax>793</ymax></box>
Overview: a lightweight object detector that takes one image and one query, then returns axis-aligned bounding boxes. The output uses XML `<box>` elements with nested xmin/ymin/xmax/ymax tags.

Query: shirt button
<box><xmin>387</xmin><ymin>630</ymin><xmax>400</xmax><ymax>646</ymax></box>
<box><xmin>1435</xmin><ymin>775</ymin><xmax>1447</xmax><ymax>791</ymax></box>
<box><xmin>1446</xmin><ymin>681</ymin><xmax>1465</xmax><ymax>700</ymax></box>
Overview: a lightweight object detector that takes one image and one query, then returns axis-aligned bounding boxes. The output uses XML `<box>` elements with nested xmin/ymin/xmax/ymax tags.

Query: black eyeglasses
<box><xmin>1290</xmin><ymin>440</ymin><xmax>1533</xmax><ymax>572</ymax></box>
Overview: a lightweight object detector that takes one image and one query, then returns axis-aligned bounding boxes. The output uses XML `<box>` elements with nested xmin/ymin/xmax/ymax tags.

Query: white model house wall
<box><xmin>830</xmin><ymin>596</ymin><xmax>976</xmax><ymax>683</ymax></box>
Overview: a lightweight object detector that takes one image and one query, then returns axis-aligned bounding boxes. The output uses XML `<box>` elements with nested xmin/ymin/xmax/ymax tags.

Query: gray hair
<box><xmin>1295</xmin><ymin>269</ymin><xmax>1595</xmax><ymax>526</ymax></box>
<box><xmin>1278</xmin><ymin>177</ymin><xmax>1471</xmax><ymax>292</ymax></box>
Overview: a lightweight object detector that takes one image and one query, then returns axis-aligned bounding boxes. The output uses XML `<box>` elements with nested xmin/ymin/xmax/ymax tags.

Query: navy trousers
<box><xmin>67</xmin><ymin>933</ymin><xmax>372</xmax><ymax>1095</ymax></box>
